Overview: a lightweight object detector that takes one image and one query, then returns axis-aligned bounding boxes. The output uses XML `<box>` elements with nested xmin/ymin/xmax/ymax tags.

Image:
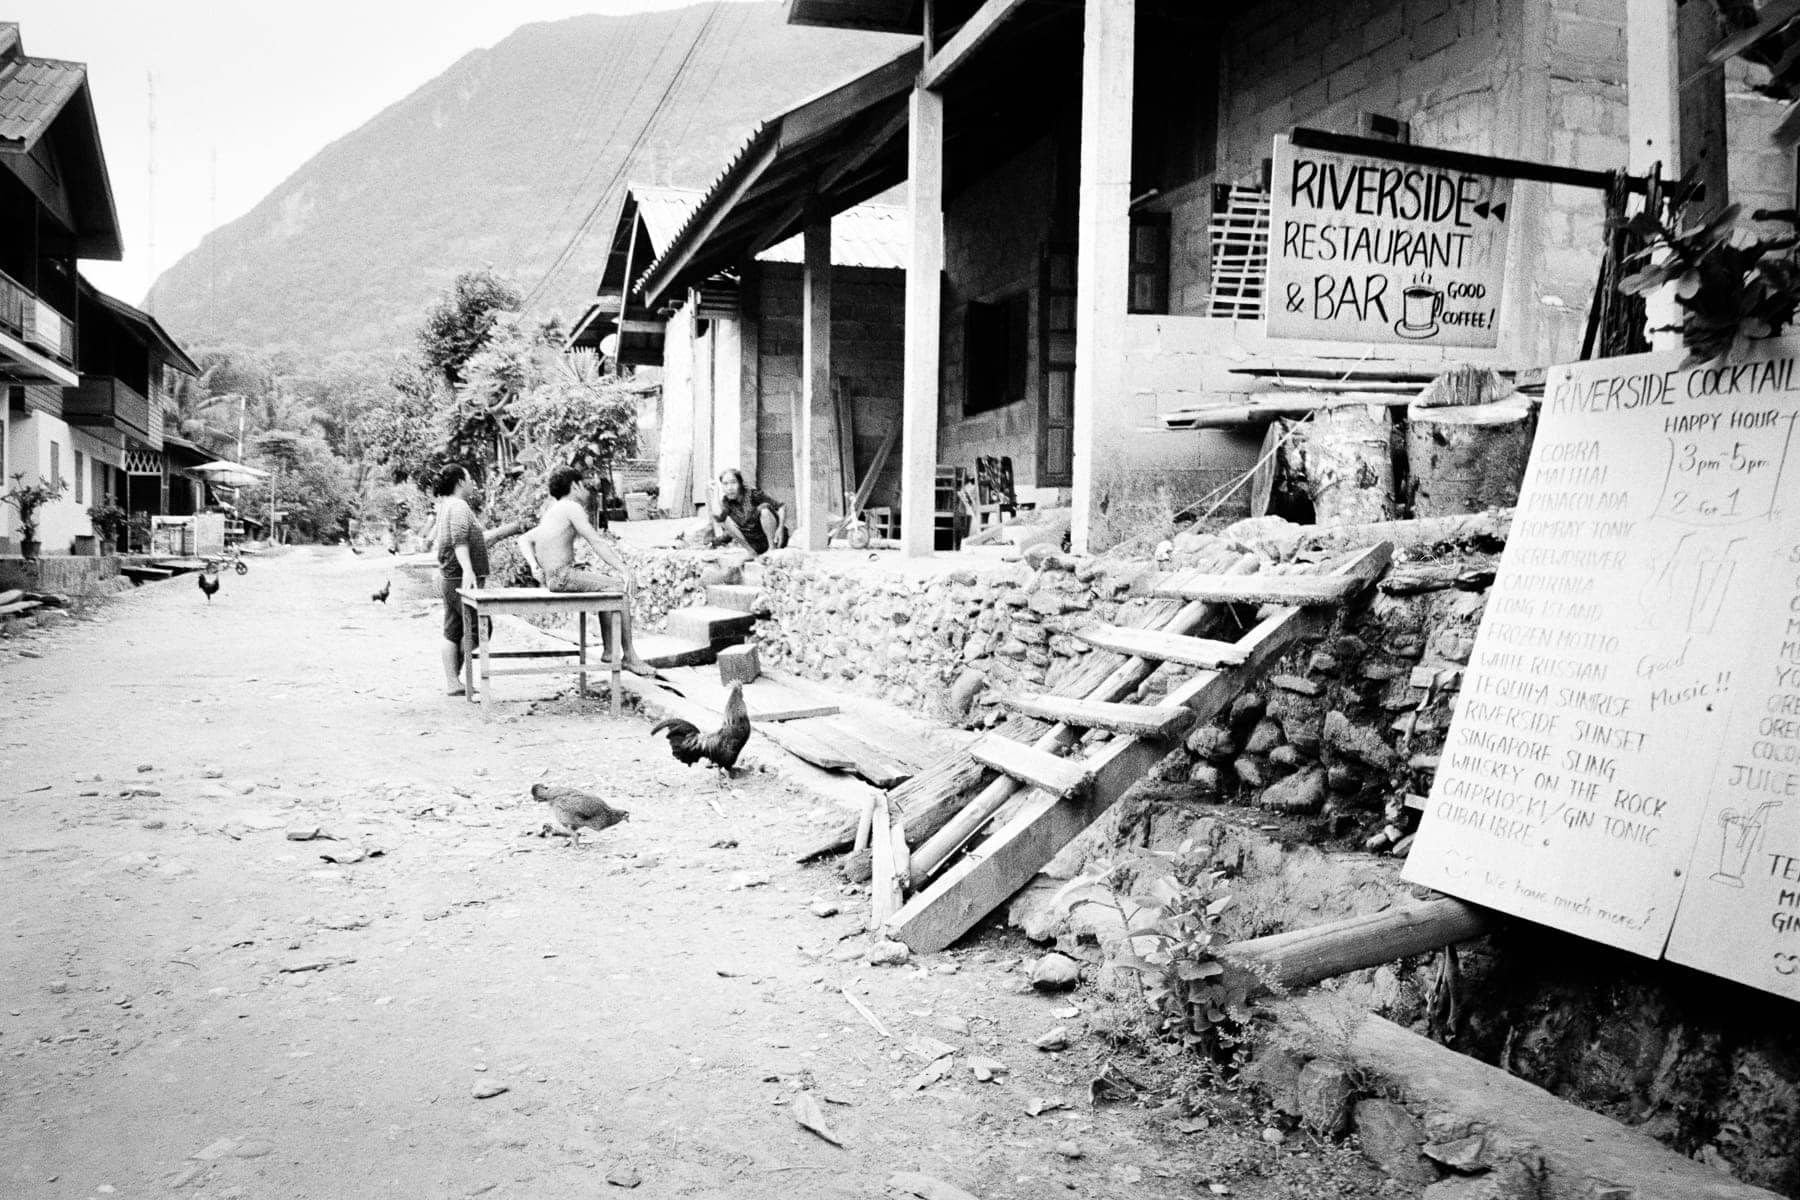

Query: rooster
<box><xmin>197</xmin><ymin>569</ymin><xmax>220</xmax><ymax>604</ymax></box>
<box><xmin>649</xmin><ymin>682</ymin><xmax>751</xmax><ymax>780</ymax></box>
<box><xmin>371</xmin><ymin>580</ymin><xmax>391</xmax><ymax>603</ymax></box>
<box><xmin>531</xmin><ymin>783</ymin><xmax>629</xmax><ymax>848</ymax></box>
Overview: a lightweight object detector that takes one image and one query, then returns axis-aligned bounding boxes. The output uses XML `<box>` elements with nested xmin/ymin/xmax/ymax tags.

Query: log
<box><xmin>1303</xmin><ymin>400</ymin><xmax>1397</xmax><ymax>525</ymax></box>
<box><xmin>852</xmin><ymin>791</ymin><xmax>876</xmax><ymax>854</ymax></box>
<box><xmin>1221</xmin><ymin>897</ymin><xmax>1492</xmax><ymax>996</ymax></box>
<box><xmin>1269</xmin><ymin>511</ymin><xmax>1511</xmax><ymax>559</ymax></box>
<box><xmin>1405</xmin><ymin>399</ymin><xmax>1533</xmax><ymax>517</ymax></box>
<box><xmin>871</xmin><ymin>790</ymin><xmax>900</xmax><ymax>924</ymax></box>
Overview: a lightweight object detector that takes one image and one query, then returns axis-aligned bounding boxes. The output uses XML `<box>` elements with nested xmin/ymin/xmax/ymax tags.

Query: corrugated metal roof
<box><xmin>629</xmin><ymin>183</ymin><xmax>906</xmax><ymax>271</ymax></box>
<box><xmin>756</xmin><ymin>201</ymin><xmax>908</xmax><ymax>269</ymax></box>
<box><xmin>629</xmin><ymin>185</ymin><xmax>709</xmax><ymax>251</ymax></box>
<box><xmin>0</xmin><ymin>44</ymin><xmax>86</xmax><ymax>149</ymax></box>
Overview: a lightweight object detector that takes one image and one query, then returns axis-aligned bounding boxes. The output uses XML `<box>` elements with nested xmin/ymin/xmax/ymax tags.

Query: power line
<box><xmin>520</xmin><ymin>2</ymin><xmax>723</xmax><ymax>314</ymax></box>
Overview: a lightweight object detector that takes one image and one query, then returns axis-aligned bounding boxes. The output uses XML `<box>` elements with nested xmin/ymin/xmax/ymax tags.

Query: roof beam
<box><xmin>638</xmin><ymin>137</ymin><xmax>779</xmax><ymax>306</ymax></box>
<box><xmin>817</xmin><ymin>102</ymin><xmax>910</xmax><ymax>196</ymax></box>
<box><xmin>922</xmin><ymin>0</ymin><xmax>1031</xmax><ymax>90</ymax></box>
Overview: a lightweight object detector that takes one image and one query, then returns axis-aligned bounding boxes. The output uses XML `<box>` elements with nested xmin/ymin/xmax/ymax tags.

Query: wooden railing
<box><xmin>63</xmin><ymin>377</ymin><xmax>151</xmax><ymax>439</ymax></box>
<box><xmin>0</xmin><ymin>268</ymin><xmax>75</xmax><ymax>366</ymax></box>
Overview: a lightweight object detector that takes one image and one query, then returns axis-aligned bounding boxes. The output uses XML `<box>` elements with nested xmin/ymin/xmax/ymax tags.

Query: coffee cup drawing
<box><xmin>1395</xmin><ymin>284</ymin><xmax>1444</xmax><ymax>338</ymax></box>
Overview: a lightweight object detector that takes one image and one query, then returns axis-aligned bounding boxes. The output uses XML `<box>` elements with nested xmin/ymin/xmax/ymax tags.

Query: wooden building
<box><xmin>636</xmin><ymin>0</ymin><xmax>1792</xmax><ymax>554</ymax></box>
<box><xmin>574</xmin><ymin>182</ymin><xmax>908</xmax><ymax>519</ymax></box>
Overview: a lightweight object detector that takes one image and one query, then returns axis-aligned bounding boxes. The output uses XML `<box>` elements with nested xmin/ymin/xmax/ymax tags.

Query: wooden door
<box><xmin>1038</xmin><ymin>243</ymin><xmax>1076</xmax><ymax>488</ymax></box>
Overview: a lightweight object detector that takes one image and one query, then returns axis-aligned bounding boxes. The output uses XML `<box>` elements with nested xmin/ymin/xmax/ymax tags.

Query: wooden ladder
<box><xmin>875</xmin><ymin>542</ymin><xmax>1393</xmax><ymax>952</ymax></box>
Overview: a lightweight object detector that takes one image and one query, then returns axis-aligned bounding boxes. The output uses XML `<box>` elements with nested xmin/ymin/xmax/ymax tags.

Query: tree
<box><xmin>418</xmin><ymin>267</ymin><xmax>522</xmax><ymax>387</ymax></box>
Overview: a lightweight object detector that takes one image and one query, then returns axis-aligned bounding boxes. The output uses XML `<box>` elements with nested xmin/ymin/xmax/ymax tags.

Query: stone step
<box><xmin>634</xmin><ymin>633</ymin><xmax>718</xmax><ymax>670</ymax></box>
<box><xmin>665</xmin><ymin>604</ymin><xmax>758</xmax><ymax>647</ymax></box>
<box><xmin>705</xmin><ymin>583</ymin><xmax>765</xmax><ymax>613</ymax></box>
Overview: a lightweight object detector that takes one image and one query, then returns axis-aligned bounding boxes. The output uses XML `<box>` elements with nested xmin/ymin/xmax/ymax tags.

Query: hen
<box><xmin>648</xmin><ymin>682</ymin><xmax>751</xmax><ymax>779</ymax></box>
<box><xmin>371</xmin><ymin>580</ymin><xmax>391</xmax><ymax>603</ymax></box>
<box><xmin>531</xmin><ymin>783</ymin><xmax>630</xmax><ymax>848</ymax></box>
<box><xmin>197</xmin><ymin>570</ymin><xmax>220</xmax><ymax>604</ymax></box>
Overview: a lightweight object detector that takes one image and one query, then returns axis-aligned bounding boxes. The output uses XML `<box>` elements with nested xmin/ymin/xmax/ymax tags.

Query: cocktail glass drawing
<box><xmin>1711</xmin><ymin>800</ymin><xmax>1781</xmax><ymax>887</ymax></box>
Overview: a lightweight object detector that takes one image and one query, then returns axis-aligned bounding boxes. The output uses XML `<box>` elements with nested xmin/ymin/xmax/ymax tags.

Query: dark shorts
<box><xmin>441</xmin><ymin>572</ymin><xmax>487</xmax><ymax>643</ymax></box>
<box><xmin>545</xmin><ymin>564</ymin><xmax>624</xmax><ymax>593</ymax></box>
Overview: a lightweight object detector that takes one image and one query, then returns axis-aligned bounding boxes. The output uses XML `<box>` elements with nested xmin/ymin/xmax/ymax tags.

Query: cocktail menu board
<box><xmin>1405</xmin><ymin>338</ymin><xmax>1800</xmax><ymax>1000</ymax></box>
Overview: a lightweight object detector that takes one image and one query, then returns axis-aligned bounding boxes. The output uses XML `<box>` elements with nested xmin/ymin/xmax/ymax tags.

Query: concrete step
<box><xmin>665</xmin><ymin>604</ymin><xmax>758</xmax><ymax>647</ymax></box>
<box><xmin>634</xmin><ymin>633</ymin><xmax>718</xmax><ymax>670</ymax></box>
<box><xmin>705</xmin><ymin>583</ymin><xmax>766</xmax><ymax>613</ymax></box>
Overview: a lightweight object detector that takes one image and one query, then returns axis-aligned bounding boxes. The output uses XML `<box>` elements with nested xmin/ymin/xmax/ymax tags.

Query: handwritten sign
<box><xmin>1265</xmin><ymin>136</ymin><xmax>1513</xmax><ymax>347</ymax></box>
<box><xmin>1405</xmin><ymin>338</ymin><xmax>1800</xmax><ymax>997</ymax></box>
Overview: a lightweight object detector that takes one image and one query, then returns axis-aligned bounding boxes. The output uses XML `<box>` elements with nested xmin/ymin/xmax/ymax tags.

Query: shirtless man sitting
<box><xmin>519</xmin><ymin>466</ymin><xmax>654</xmax><ymax>676</ymax></box>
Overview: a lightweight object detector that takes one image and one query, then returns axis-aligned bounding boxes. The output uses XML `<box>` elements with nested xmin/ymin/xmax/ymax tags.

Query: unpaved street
<box><xmin>0</xmin><ymin>548</ymin><xmax>1385</xmax><ymax>1199</ymax></box>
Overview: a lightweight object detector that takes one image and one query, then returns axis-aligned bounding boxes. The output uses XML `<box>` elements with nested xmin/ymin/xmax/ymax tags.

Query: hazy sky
<box><xmin>12</xmin><ymin>0</ymin><xmax>769</xmax><ymax>305</ymax></box>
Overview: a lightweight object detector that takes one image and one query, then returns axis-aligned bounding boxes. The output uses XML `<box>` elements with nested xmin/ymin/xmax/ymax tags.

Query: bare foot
<box><xmin>623</xmin><ymin>658</ymin><xmax>657</xmax><ymax>677</ymax></box>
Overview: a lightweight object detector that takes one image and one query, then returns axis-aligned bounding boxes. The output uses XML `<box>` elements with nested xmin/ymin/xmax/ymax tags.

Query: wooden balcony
<box><xmin>64</xmin><ymin>376</ymin><xmax>152</xmax><ymax>441</ymax></box>
<box><xmin>0</xmin><ymin>268</ymin><xmax>77</xmax><ymax>371</ymax></box>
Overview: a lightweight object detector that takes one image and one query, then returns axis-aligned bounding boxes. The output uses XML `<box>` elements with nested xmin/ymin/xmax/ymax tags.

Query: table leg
<box><xmin>608</xmin><ymin>609</ymin><xmax>622</xmax><ymax>716</ymax></box>
<box><xmin>461</xmin><ymin>598</ymin><xmax>477</xmax><ymax>705</ymax></box>
<box><xmin>478</xmin><ymin>604</ymin><xmax>493</xmax><ymax>720</ymax></box>
<box><xmin>578</xmin><ymin>610</ymin><xmax>589</xmax><ymax>698</ymax></box>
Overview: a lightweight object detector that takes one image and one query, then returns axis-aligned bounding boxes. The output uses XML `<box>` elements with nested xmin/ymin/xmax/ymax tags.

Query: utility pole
<box><xmin>145</xmin><ymin>71</ymin><xmax>157</xmax><ymax>307</ymax></box>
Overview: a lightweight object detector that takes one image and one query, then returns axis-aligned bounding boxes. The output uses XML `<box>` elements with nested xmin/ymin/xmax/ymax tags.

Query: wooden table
<box><xmin>457</xmin><ymin>586</ymin><xmax>627</xmax><ymax>717</ymax></box>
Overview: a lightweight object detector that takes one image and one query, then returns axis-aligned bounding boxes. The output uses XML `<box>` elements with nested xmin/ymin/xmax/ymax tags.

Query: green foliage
<box><xmin>1073</xmin><ymin>841</ymin><xmax>1256</xmax><ymax>1063</ymax></box>
<box><xmin>3</xmin><ymin>472</ymin><xmax>68</xmax><ymax>542</ymax></box>
<box><xmin>418</xmin><ymin>267</ymin><xmax>522</xmax><ymax>386</ymax></box>
<box><xmin>1620</xmin><ymin>204</ymin><xmax>1800</xmax><ymax>366</ymax></box>
<box><xmin>87</xmin><ymin>502</ymin><xmax>130</xmax><ymax>545</ymax></box>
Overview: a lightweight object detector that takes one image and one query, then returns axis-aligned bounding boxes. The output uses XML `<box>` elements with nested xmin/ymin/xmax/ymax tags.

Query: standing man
<box><xmin>709</xmin><ymin>468</ymin><xmax>787</xmax><ymax>558</ymax></box>
<box><xmin>432</xmin><ymin>464</ymin><xmax>526</xmax><ymax>696</ymax></box>
<box><xmin>519</xmin><ymin>466</ymin><xmax>655</xmax><ymax>676</ymax></box>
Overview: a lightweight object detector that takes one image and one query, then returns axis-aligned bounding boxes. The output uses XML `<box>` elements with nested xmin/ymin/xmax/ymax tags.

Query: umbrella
<box><xmin>193</xmin><ymin>460</ymin><xmax>271</xmax><ymax>489</ymax></box>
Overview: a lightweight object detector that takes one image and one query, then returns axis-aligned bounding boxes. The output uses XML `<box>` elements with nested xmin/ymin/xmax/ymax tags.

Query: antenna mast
<box><xmin>145</xmin><ymin>70</ymin><xmax>157</xmax><ymax>308</ymax></box>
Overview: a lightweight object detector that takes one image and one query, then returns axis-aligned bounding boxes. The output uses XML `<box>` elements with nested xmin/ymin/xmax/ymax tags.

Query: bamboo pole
<box><xmin>908</xmin><ymin>554</ymin><xmax>1262</xmax><ymax>878</ymax></box>
<box><xmin>1221</xmin><ymin>897</ymin><xmax>1492</xmax><ymax>996</ymax></box>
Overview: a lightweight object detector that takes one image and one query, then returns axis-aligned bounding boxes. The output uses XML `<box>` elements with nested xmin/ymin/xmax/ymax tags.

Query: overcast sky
<box><xmin>12</xmin><ymin>0</ymin><xmax>768</xmax><ymax>306</ymax></box>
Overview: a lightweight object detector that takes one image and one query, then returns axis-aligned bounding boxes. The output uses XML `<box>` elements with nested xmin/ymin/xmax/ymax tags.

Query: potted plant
<box><xmin>3</xmin><ymin>472</ymin><xmax>67</xmax><ymax>560</ymax></box>
<box><xmin>87</xmin><ymin>501</ymin><xmax>129</xmax><ymax>555</ymax></box>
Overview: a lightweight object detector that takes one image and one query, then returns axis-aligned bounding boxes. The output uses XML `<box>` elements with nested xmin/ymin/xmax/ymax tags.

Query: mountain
<box><xmin>144</xmin><ymin>3</ymin><xmax>908</xmax><ymax>357</ymax></box>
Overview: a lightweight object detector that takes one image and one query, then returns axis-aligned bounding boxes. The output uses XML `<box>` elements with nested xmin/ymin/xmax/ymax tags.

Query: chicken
<box><xmin>648</xmin><ymin>682</ymin><xmax>751</xmax><ymax>780</ymax></box>
<box><xmin>371</xmin><ymin>580</ymin><xmax>391</xmax><ymax>603</ymax></box>
<box><xmin>531</xmin><ymin>783</ymin><xmax>630</xmax><ymax>848</ymax></box>
<box><xmin>197</xmin><ymin>570</ymin><xmax>220</xmax><ymax>604</ymax></box>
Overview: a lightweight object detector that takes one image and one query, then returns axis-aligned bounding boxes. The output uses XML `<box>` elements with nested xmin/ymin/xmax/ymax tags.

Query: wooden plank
<box><xmin>759</xmin><ymin>721</ymin><xmax>857</xmax><ymax>771</ymax></box>
<box><xmin>921</xmin><ymin>0</ymin><xmax>1033</xmax><ymax>89</ymax></box>
<box><xmin>1148</xmin><ymin>572</ymin><xmax>1365</xmax><ymax>606</ymax></box>
<box><xmin>0</xmin><ymin>600</ymin><xmax>42</xmax><ymax>616</ymax></box>
<box><xmin>871</xmin><ymin>789</ymin><xmax>900</xmax><ymax>925</ymax></box>
<box><xmin>998</xmin><ymin>695</ymin><xmax>1195</xmax><ymax>738</ymax></box>
<box><xmin>658</xmin><ymin>666</ymin><xmax>839</xmax><ymax>723</ymax></box>
<box><xmin>900</xmin><ymin>84</ymin><xmax>944</xmax><ymax>556</ymax></box>
<box><xmin>0</xmin><ymin>588</ymin><xmax>22</xmax><ymax>606</ymax></box>
<box><xmin>763</xmin><ymin>717</ymin><xmax>915</xmax><ymax>787</ymax></box>
<box><xmin>967</xmin><ymin>734</ymin><xmax>1091</xmax><ymax>798</ymax></box>
<box><xmin>1075</xmin><ymin>625</ymin><xmax>1248</xmax><ymax>668</ymax></box>
<box><xmin>890</xmin><ymin>544</ymin><xmax>1393</xmax><ymax>951</ymax></box>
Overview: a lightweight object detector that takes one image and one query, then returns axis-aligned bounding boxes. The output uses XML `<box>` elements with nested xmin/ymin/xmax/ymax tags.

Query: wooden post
<box><xmin>1627</xmin><ymin>0</ymin><xmax>1725</xmax><ymax>353</ymax></box>
<box><xmin>900</xmin><ymin>84</ymin><xmax>945</xmax><ymax>557</ymax></box>
<box><xmin>1069</xmin><ymin>0</ymin><xmax>1134</xmax><ymax>555</ymax></box>
<box><xmin>738</xmin><ymin>264</ymin><xmax>761</xmax><ymax>485</ymax></box>
<box><xmin>798</xmin><ymin>218</ymin><xmax>834</xmax><ymax>550</ymax></box>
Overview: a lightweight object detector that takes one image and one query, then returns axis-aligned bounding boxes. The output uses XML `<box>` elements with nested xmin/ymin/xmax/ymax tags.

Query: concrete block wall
<box><xmin>939</xmin><ymin>136</ymin><xmax>1060</xmax><ymax>488</ymax></box>
<box><xmin>753</xmin><ymin>263</ymin><xmax>906</xmax><ymax>506</ymax></box>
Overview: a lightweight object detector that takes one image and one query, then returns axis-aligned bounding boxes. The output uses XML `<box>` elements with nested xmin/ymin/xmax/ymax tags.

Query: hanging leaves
<box><xmin>1619</xmin><ymin>204</ymin><xmax>1800</xmax><ymax>366</ymax></box>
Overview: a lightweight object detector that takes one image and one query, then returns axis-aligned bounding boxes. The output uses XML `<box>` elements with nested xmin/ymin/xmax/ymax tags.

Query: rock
<box><xmin>866</xmin><ymin>939</ymin><xmax>911</xmax><ymax>966</ymax></box>
<box><xmin>472</xmin><ymin>1083</ymin><xmax>509</xmax><ymax>1100</ymax></box>
<box><xmin>1258</xmin><ymin>767</ymin><xmax>1327</xmax><ymax>814</ymax></box>
<box><xmin>808</xmin><ymin>900</ymin><xmax>840</xmax><ymax>918</ymax></box>
<box><xmin>605</xmin><ymin>1165</ymin><xmax>642</xmax><ymax>1188</ymax></box>
<box><xmin>1353</xmin><ymin>1098</ymin><xmax>1433</xmax><ymax>1186</ymax></box>
<box><xmin>1421</xmin><ymin>1161</ymin><xmax>1539</xmax><ymax>1199</ymax></box>
<box><xmin>200</xmin><ymin>765</ymin><xmax>224</xmax><ymax>778</ymax></box>
<box><xmin>1241</xmin><ymin>1046</ymin><xmax>1304</xmax><ymax>1115</ymax></box>
<box><xmin>936</xmin><ymin>1015</ymin><xmax>970</xmax><ymax>1036</ymax></box>
<box><xmin>1422</xmin><ymin>1133</ymin><xmax>1490</xmax><ymax>1173</ymax></box>
<box><xmin>887</xmin><ymin>1173</ymin><xmax>980</xmax><ymax>1200</ymax></box>
<box><xmin>1262</xmin><ymin>1126</ymin><xmax>1286</xmax><ymax>1145</ymax></box>
<box><xmin>967</xmin><ymin>1055</ymin><xmax>1007</xmax><ymax>1082</ymax></box>
<box><xmin>1297</xmin><ymin>1059</ymin><xmax>1357</xmax><ymax>1137</ymax></box>
<box><xmin>948</xmin><ymin>669</ymin><xmax>987</xmax><ymax>716</ymax></box>
<box><xmin>1054</xmin><ymin>1140</ymin><xmax>1084</xmax><ymax>1159</ymax></box>
<box><xmin>1185</xmin><ymin>725</ymin><xmax>1235</xmax><ymax>759</ymax></box>
<box><xmin>1029</xmin><ymin>953</ymin><xmax>1081</xmax><ymax>991</ymax></box>
<box><xmin>1244</xmin><ymin>719</ymin><xmax>1284</xmax><ymax>754</ymax></box>
<box><xmin>1323</xmin><ymin>711</ymin><xmax>1398</xmax><ymax>771</ymax></box>
<box><xmin>1232</xmin><ymin>757</ymin><xmax>1266</xmax><ymax>789</ymax></box>
<box><xmin>1034</xmin><ymin>1026</ymin><xmax>1070</xmax><ymax>1051</ymax></box>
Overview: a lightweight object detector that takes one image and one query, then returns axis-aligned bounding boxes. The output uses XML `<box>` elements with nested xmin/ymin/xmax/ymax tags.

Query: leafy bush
<box><xmin>1621</xmin><ymin>203</ymin><xmax>1800</xmax><ymax>365</ymax></box>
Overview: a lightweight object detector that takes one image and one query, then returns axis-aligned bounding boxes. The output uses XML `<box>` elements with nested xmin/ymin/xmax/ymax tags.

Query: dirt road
<box><xmin>0</xmin><ymin>548</ymin><xmax>1387</xmax><ymax>1199</ymax></box>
